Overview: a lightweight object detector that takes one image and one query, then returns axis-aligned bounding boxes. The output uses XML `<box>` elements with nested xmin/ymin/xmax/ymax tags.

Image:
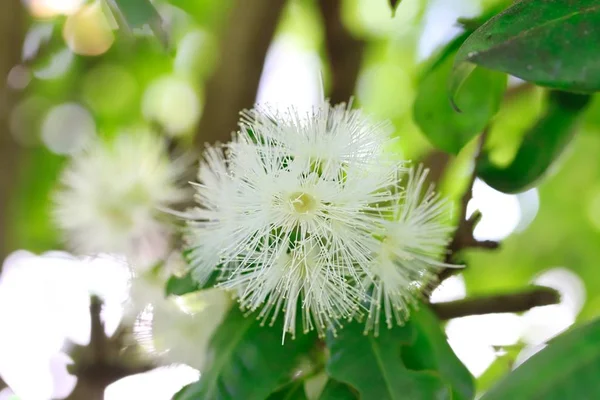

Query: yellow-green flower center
<box><xmin>289</xmin><ymin>191</ymin><xmax>317</xmax><ymax>214</ymax></box>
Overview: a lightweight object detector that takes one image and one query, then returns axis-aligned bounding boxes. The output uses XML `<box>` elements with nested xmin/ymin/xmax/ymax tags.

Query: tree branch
<box><xmin>193</xmin><ymin>0</ymin><xmax>288</xmax><ymax>149</ymax></box>
<box><xmin>317</xmin><ymin>0</ymin><xmax>365</xmax><ymax>104</ymax></box>
<box><xmin>0</xmin><ymin>0</ymin><xmax>25</xmax><ymax>264</ymax></box>
<box><xmin>431</xmin><ymin>286</ymin><xmax>560</xmax><ymax>320</ymax></box>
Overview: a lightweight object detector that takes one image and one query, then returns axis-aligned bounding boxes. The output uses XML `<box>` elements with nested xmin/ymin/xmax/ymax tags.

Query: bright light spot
<box><xmin>467</xmin><ymin>179</ymin><xmax>521</xmax><ymax>241</ymax></box>
<box><xmin>49</xmin><ymin>353</ymin><xmax>77</xmax><ymax>399</ymax></box>
<box><xmin>9</xmin><ymin>95</ymin><xmax>50</xmax><ymax>146</ymax></box>
<box><xmin>429</xmin><ymin>275</ymin><xmax>466</xmax><ymax>303</ymax></box>
<box><xmin>104</xmin><ymin>365</ymin><xmax>200</xmax><ymax>400</ymax></box>
<box><xmin>83</xmin><ymin>64</ymin><xmax>137</xmax><ymax>117</ymax></box>
<box><xmin>0</xmin><ymin>251</ymin><xmax>91</xmax><ymax>400</ymax></box>
<box><xmin>7</xmin><ymin>65</ymin><xmax>31</xmax><ymax>90</ymax></box>
<box><xmin>446</xmin><ymin>313</ymin><xmax>522</xmax><ymax>377</ymax></box>
<box><xmin>0</xmin><ymin>388</ymin><xmax>16</xmax><ymax>400</ymax></box>
<box><xmin>41</xmin><ymin>103</ymin><xmax>96</xmax><ymax>154</ymax></box>
<box><xmin>22</xmin><ymin>23</ymin><xmax>54</xmax><ymax>61</ymax></box>
<box><xmin>257</xmin><ymin>36</ymin><xmax>320</xmax><ymax>114</ymax></box>
<box><xmin>33</xmin><ymin>48</ymin><xmax>75</xmax><ymax>80</ymax></box>
<box><xmin>514</xmin><ymin>188</ymin><xmax>540</xmax><ymax>233</ymax></box>
<box><xmin>357</xmin><ymin>65</ymin><xmax>412</xmax><ymax>118</ymax></box>
<box><xmin>24</xmin><ymin>0</ymin><xmax>84</xmax><ymax>18</ymax></box>
<box><xmin>63</xmin><ymin>2</ymin><xmax>114</xmax><ymax>56</ymax></box>
<box><xmin>142</xmin><ymin>76</ymin><xmax>201</xmax><ymax>136</ymax></box>
<box><xmin>447</xmin><ymin>338</ymin><xmax>496</xmax><ymax>378</ymax></box>
<box><xmin>174</xmin><ymin>30</ymin><xmax>216</xmax><ymax>79</ymax></box>
<box><xmin>417</xmin><ymin>0</ymin><xmax>480</xmax><ymax>60</ymax></box>
<box><xmin>521</xmin><ymin>268</ymin><xmax>585</xmax><ymax>345</ymax></box>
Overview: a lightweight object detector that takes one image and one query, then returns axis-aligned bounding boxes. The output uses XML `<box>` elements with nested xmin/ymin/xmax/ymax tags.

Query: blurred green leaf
<box><xmin>482</xmin><ymin>318</ymin><xmax>600</xmax><ymax>399</ymax></box>
<box><xmin>174</xmin><ymin>307</ymin><xmax>317</xmax><ymax>400</ymax></box>
<box><xmin>267</xmin><ymin>381</ymin><xmax>308</xmax><ymax>400</ymax></box>
<box><xmin>414</xmin><ymin>40</ymin><xmax>506</xmax><ymax>154</ymax></box>
<box><xmin>477</xmin><ymin>91</ymin><xmax>591</xmax><ymax>193</ymax></box>
<box><xmin>325</xmin><ymin>320</ymin><xmax>451</xmax><ymax>400</ymax></box>
<box><xmin>165</xmin><ymin>273</ymin><xmax>199</xmax><ymax>296</ymax></box>
<box><xmin>401</xmin><ymin>307</ymin><xmax>475</xmax><ymax>400</ymax></box>
<box><xmin>108</xmin><ymin>0</ymin><xmax>168</xmax><ymax>46</ymax></box>
<box><xmin>476</xmin><ymin>345</ymin><xmax>522</xmax><ymax>395</ymax></box>
<box><xmin>318</xmin><ymin>380</ymin><xmax>358</xmax><ymax>399</ymax></box>
<box><xmin>451</xmin><ymin>0</ymin><xmax>600</xmax><ymax>95</ymax></box>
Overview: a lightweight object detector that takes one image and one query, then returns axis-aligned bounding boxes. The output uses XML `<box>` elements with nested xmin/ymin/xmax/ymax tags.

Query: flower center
<box><xmin>289</xmin><ymin>191</ymin><xmax>317</xmax><ymax>214</ymax></box>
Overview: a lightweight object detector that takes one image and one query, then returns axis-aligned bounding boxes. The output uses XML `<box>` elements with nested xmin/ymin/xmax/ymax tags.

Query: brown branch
<box><xmin>431</xmin><ymin>286</ymin><xmax>560</xmax><ymax>320</ymax></box>
<box><xmin>193</xmin><ymin>0</ymin><xmax>288</xmax><ymax>149</ymax></box>
<box><xmin>0</xmin><ymin>0</ymin><xmax>25</xmax><ymax>265</ymax></box>
<box><xmin>317</xmin><ymin>0</ymin><xmax>365</xmax><ymax>105</ymax></box>
<box><xmin>66</xmin><ymin>298</ymin><xmax>154</xmax><ymax>400</ymax></box>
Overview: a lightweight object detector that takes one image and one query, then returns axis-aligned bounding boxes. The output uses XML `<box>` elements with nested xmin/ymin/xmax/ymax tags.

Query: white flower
<box><xmin>240</xmin><ymin>100</ymin><xmax>394</xmax><ymax>167</ymax></box>
<box><xmin>364</xmin><ymin>166</ymin><xmax>458</xmax><ymax>335</ymax></box>
<box><xmin>185</xmin><ymin>101</ymin><xmax>403</xmax><ymax>338</ymax></box>
<box><xmin>53</xmin><ymin>131</ymin><xmax>189</xmax><ymax>268</ymax></box>
<box><xmin>129</xmin><ymin>274</ymin><xmax>232</xmax><ymax>371</ymax></box>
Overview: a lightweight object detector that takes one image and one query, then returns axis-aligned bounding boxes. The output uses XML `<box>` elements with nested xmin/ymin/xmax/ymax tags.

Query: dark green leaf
<box><xmin>267</xmin><ymin>381</ymin><xmax>308</xmax><ymax>400</ymax></box>
<box><xmin>108</xmin><ymin>0</ymin><xmax>168</xmax><ymax>46</ymax></box>
<box><xmin>401</xmin><ymin>307</ymin><xmax>474</xmax><ymax>400</ymax></box>
<box><xmin>451</xmin><ymin>0</ymin><xmax>600</xmax><ymax>95</ymax></box>
<box><xmin>477</xmin><ymin>91</ymin><xmax>591</xmax><ymax>193</ymax></box>
<box><xmin>325</xmin><ymin>320</ymin><xmax>451</xmax><ymax>400</ymax></box>
<box><xmin>482</xmin><ymin>318</ymin><xmax>600</xmax><ymax>399</ymax></box>
<box><xmin>319</xmin><ymin>380</ymin><xmax>358</xmax><ymax>399</ymax></box>
<box><xmin>174</xmin><ymin>307</ymin><xmax>317</xmax><ymax>400</ymax></box>
<box><xmin>165</xmin><ymin>273</ymin><xmax>200</xmax><ymax>297</ymax></box>
<box><xmin>414</xmin><ymin>41</ymin><xmax>506</xmax><ymax>154</ymax></box>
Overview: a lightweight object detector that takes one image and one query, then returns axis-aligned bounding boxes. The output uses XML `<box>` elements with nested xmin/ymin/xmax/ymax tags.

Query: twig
<box><xmin>193</xmin><ymin>0</ymin><xmax>288</xmax><ymax>149</ymax></box>
<box><xmin>0</xmin><ymin>0</ymin><xmax>25</xmax><ymax>265</ymax></box>
<box><xmin>317</xmin><ymin>0</ymin><xmax>365</xmax><ymax>104</ymax></box>
<box><xmin>434</xmin><ymin>129</ymin><xmax>499</xmax><ymax>285</ymax></box>
<box><xmin>431</xmin><ymin>286</ymin><xmax>560</xmax><ymax>320</ymax></box>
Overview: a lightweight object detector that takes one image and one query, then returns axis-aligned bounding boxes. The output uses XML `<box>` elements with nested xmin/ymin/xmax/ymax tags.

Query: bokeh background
<box><xmin>1</xmin><ymin>0</ymin><xmax>600</xmax><ymax>398</ymax></box>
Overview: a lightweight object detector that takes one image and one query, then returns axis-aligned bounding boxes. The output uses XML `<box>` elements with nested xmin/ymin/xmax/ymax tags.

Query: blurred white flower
<box><xmin>184</xmin><ymin>100</ymin><xmax>456</xmax><ymax>338</ymax></box>
<box><xmin>128</xmin><ymin>274</ymin><xmax>232</xmax><ymax>371</ymax></box>
<box><xmin>364</xmin><ymin>166</ymin><xmax>456</xmax><ymax>334</ymax></box>
<box><xmin>53</xmin><ymin>132</ymin><xmax>189</xmax><ymax>269</ymax></box>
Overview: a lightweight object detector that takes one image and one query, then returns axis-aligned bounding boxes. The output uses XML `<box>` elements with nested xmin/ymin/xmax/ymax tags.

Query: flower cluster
<box><xmin>185</xmin><ymin>101</ymin><xmax>457</xmax><ymax>339</ymax></box>
<box><xmin>53</xmin><ymin>131</ymin><xmax>189</xmax><ymax>269</ymax></box>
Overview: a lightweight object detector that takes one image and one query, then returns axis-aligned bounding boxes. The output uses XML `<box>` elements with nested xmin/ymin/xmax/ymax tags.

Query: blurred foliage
<box><xmin>6</xmin><ymin>0</ymin><xmax>600</xmax><ymax>398</ymax></box>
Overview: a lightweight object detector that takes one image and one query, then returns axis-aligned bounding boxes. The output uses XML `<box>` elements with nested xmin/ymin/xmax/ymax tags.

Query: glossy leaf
<box><xmin>401</xmin><ymin>307</ymin><xmax>474</xmax><ymax>400</ymax></box>
<box><xmin>318</xmin><ymin>380</ymin><xmax>358</xmax><ymax>399</ymax></box>
<box><xmin>174</xmin><ymin>307</ymin><xmax>317</xmax><ymax>400</ymax></box>
<box><xmin>477</xmin><ymin>91</ymin><xmax>591</xmax><ymax>193</ymax></box>
<box><xmin>325</xmin><ymin>320</ymin><xmax>451</xmax><ymax>400</ymax></box>
<box><xmin>482</xmin><ymin>317</ymin><xmax>600</xmax><ymax>399</ymax></box>
<box><xmin>451</xmin><ymin>0</ymin><xmax>600</xmax><ymax>95</ymax></box>
<box><xmin>414</xmin><ymin>34</ymin><xmax>506</xmax><ymax>154</ymax></box>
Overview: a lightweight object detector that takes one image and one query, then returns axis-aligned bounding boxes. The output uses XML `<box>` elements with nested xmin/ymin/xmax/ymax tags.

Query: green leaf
<box><xmin>451</xmin><ymin>0</ymin><xmax>600</xmax><ymax>95</ymax></box>
<box><xmin>267</xmin><ymin>381</ymin><xmax>308</xmax><ymax>400</ymax></box>
<box><xmin>401</xmin><ymin>307</ymin><xmax>474</xmax><ymax>400</ymax></box>
<box><xmin>414</xmin><ymin>35</ymin><xmax>506</xmax><ymax>154</ymax></box>
<box><xmin>174</xmin><ymin>307</ymin><xmax>317</xmax><ymax>400</ymax></box>
<box><xmin>107</xmin><ymin>0</ymin><xmax>168</xmax><ymax>46</ymax></box>
<box><xmin>325</xmin><ymin>320</ymin><xmax>451</xmax><ymax>400</ymax></box>
<box><xmin>165</xmin><ymin>273</ymin><xmax>200</xmax><ymax>297</ymax></box>
<box><xmin>318</xmin><ymin>380</ymin><xmax>358</xmax><ymax>399</ymax></box>
<box><xmin>477</xmin><ymin>91</ymin><xmax>591</xmax><ymax>193</ymax></box>
<box><xmin>481</xmin><ymin>318</ymin><xmax>600</xmax><ymax>399</ymax></box>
